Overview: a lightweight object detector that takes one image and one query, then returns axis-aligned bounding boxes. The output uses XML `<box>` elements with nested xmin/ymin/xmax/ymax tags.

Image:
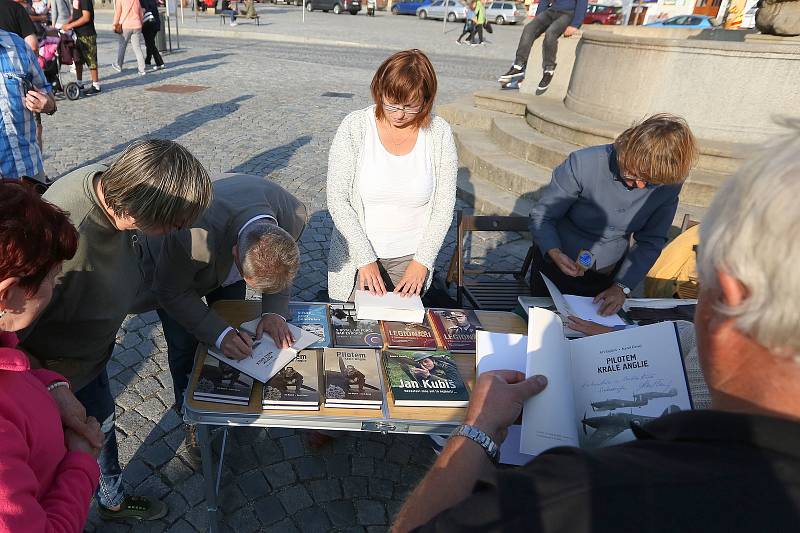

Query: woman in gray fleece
<box><xmin>327</xmin><ymin>50</ymin><xmax>458</xmax><ymax>302</ymax></box>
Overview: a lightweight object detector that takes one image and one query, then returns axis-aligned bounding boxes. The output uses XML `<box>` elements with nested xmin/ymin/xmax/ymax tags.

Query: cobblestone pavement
<box><xmin>41</xmin><ymin>31</ymin><xmax>531</xmax><ymax>532</ymax></box>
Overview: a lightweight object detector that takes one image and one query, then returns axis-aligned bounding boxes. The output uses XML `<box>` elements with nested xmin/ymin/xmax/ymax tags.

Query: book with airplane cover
<box><xmin>262</xmin><ymin>349</ymin><xmax>320</xmax><ymax>410</ymax></box>
<box><xmin>381</xmin><ymin>318</ymin><xmax>438</xmax><ymax>350</ymax></box>
<box><xmin>288</xmin><ymin>303</ymin><xmax>331</xmax><ymax>349</ymax></box>
<box><xmin>193</xmin><ymin>355</ymin><xmax>254</xmax><ymax>406</ymax></box>
<box><xmin>383</xmin><ymin>349</ymin><xmax>469</xmax><ymax>407</ymax></box>
<box><xmin>520</xmin><ymin>307</ymin><xmax>692</xmax><ymax>456</ymax></box>
<box><xmin>329</xmin><ymin>303</ymin><xmax>383</xmax><ymax>348</ymax></box>
<box><xmin>427</xmin><ymin>309</ymin><xmax>482</xmax><ymax>353</ymax></box>
<box><xmin>322</xmin><ymin>348</ymin><xmax>383</xmax><ymax>408</ymax></box>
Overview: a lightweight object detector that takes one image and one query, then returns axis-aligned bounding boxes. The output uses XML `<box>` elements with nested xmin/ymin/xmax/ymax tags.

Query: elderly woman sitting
<box><xmin>529</xmin><ymin>114</ymin><xmax>698</xmax><ymax>316</ymax></box>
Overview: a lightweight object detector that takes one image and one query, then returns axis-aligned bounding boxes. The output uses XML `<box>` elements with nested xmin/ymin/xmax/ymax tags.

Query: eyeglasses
<box><xmin>382</xmin><ymin>102</ymin><xmax>422</xmax><ymax>115</ymax></box>
<box><xmin>621</xmin><ymin>175</ymin><xmax>658</xmax><ymax>190</ymax></box>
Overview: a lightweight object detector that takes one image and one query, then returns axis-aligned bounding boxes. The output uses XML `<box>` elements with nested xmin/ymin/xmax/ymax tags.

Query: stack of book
<box><xmin>288</xmin><ymin>303</ymin><xmax>331</xmax><ymax>348</ymax></box>
<box><xmin>322</xmin><ymin>347</ymin><xmax>383</xmax><ymax>409</ymax></box>
<box><xmin>427</xmin><ymin>308</ymin><xmax>482</xmax><ymax>352</ymax></box>
<box><xmin>381</xmin><ymin>317</ymin><xmax>438</xmax><ymax>350</ymax></box>
<box><xmin>383</xmin><ymin>349</ymin><xmax>469</xmax><ymax>407</ymax></box>
<box><xmin>262</xmin><ymin>350</ymin><xmax>321</xmax><ymax>411</ymax></box>
<box><xmin>193</xmin><ymin>356</ymin><xmax>254</xmax><ymax>406</ymax></box>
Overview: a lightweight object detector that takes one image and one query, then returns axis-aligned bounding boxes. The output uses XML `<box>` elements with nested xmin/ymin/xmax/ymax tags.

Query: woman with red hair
<box><xmin>0</xmin><ymin>180</ymin><xmax>103</xmax><ymax>532</ymax></box>
<box><xmin>327</xmin><ymin>49</ymin><xmax>458</xmax><ymax>302</ymax></box>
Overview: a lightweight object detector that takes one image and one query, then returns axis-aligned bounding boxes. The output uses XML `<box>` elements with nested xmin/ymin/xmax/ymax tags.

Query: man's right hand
<box><xmin>65</xmin><ymin>417</ymin><xmax>103</xmax><ymax>458</ymax></box>
<box><xmin>221</xmin><ymin>329</ymin><xmax>253</xmax><ymax>360</ymax></box>
<box><xmin>547</xmin><ymin>248</ymin><xmax>582</xmax><ymax>277</ymax></box>
<box><xmin>463</xmin><ymin>370</ymin><xmax>548</xmax><ymax>443</ymax></box>
<box><xmin>358</xmin><ymin>262</ymin><xmax>387</xmax><ymax>296</ymax></box>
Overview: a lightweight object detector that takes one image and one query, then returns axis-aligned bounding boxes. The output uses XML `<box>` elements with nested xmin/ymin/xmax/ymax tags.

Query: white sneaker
<box><xmin>138</xmin><ymin>70</ymin><xmax>147</xmax><ymax>76</ymax></box>
<box><xmin>229</xmin><ymin>20</ymin><xmax>238</xmax><ymax>26</ymax></box>
<box><xmin>111</xmin><ymin>63</ymin><xmax>122</xmax><ymax>73</ymax></box>
<box><xmin>156</xmin><ymin>64</ymin><xmax>166</xmax><ymax>70</ymax></box>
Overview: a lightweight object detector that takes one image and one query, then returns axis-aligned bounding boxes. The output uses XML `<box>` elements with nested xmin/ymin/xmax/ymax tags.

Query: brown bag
<box><xmin>113</xmin><ymin>23</ymin><xmax>123</xmax><ymax>34</ymax></box>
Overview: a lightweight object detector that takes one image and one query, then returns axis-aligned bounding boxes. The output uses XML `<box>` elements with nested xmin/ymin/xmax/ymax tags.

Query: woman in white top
<box><xmin>327</xmin><ymin>49</ymin><xmax>459</xmax><ymax>301</ymax></box>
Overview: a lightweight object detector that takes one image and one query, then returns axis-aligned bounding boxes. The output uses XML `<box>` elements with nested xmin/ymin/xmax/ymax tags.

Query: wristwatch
<box><xmin>615</xmin><ymin>282</ymin><xmax>631</xmax><ymax>296</ymax></box>
<box><xmin>451</xmin><ymin>424</ymin><xmax>500</xmax><ymax>463</ymax></box>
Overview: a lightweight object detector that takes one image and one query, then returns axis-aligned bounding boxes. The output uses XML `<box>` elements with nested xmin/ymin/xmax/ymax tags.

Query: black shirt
<box><xmin>71</xmin><ymin>0</ymin><xmax>95</xmax><ymax>37</ymax></box>
<box><xmin>0</xmin><ymin>0</ymin><xmax>36</xmax><ymax>39</ymax></box>
<box><xmin>417</xmin><ymin>411</ymin><xmax>800</xmax><ymax>532</ymax></box>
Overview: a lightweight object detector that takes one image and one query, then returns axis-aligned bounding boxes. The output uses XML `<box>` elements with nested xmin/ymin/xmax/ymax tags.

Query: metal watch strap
<box><xmin>451</xmin><ymin>424</ymin><xmax>500</xmax><ymax>463</ymax></box>
<box><xmin>615</xmin><ymin>282</ymin><xmax>631</xmax><ymax>295</ymax></box>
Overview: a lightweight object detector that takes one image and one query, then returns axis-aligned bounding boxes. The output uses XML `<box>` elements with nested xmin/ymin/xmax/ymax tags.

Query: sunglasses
<box><xmin>382</xmin><ymin>102</ymin><xmax>422</xmax><ymax>115</ymax></box>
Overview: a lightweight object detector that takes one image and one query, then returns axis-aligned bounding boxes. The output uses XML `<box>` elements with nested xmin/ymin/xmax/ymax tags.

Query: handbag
<box><xmin>113</xmin><ymin>23</ymin><xmax>123</xmax><ymax>33</ymax></box>
<box><xmin>143</xmin><ymin>10</ymin><xmax>155</xmax><ymax>23</ymax></box>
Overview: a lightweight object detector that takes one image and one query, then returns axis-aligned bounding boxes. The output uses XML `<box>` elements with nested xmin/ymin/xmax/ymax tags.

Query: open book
<box><xmin>539</xmin><ymin>274</ymin><xmax>630</xmax><ymax>337</ymax></box>
<box><xmin>206</xmin><ymin>318</ymin><xmax>320</xmax><ymax>383</ymax></box>
<box><xmin>521</xmin><ymin>307</ymin><xmax>692</xmax><ymax>455</ymax></box>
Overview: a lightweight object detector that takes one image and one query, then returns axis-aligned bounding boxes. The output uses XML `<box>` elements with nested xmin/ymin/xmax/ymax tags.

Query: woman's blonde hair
<box><xmin>371</xmin><ymin>49</ymin><xmax>438</xmax><ymax>129</ymax></box>
<box><xmin>100</xmin><ymin>139</ymin><xmax>212</xmax><ymax>231</ymax></box>
<box><xmin>614</xmin><ymin>113</ymin><xmax>698</xmax><ymax>185</ymax></box>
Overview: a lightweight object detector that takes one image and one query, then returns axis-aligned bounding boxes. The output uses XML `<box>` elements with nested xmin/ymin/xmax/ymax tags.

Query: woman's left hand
<box><xmin>393</xmin><ymin>260</ymin><xmax>428</xmax><ymax>296</ymax></box>
<box><xmin>593</xmin><ymin>285</ymin><xmax>627</xmax><ymax>316</ymax></box>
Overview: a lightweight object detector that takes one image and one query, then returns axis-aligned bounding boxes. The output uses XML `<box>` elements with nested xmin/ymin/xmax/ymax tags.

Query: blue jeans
<box><xmin>222</xmin><ymin>8</ymin><xmax>237</xmax><ymax>21</ymax></box>
<box><xmin>157</xmin><ymin>280</ymin><xmax>247</xmax><ymax>411</ymax></box>
<box><xmin>75</xmin><ymin>367</ymin><xmax>124</xmax><ymax>509</ymax></box>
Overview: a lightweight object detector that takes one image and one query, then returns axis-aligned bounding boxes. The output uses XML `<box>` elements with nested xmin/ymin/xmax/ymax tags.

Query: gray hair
<box><xmin>100</xmin><ymin>139</ymin><xmax>212</xmax><ymax>231</ymax></box>
<box><xmin>238</xmin><ymin>221</ymin><xmax>300</xmax><ymax>293</ymax></box>
<box><xmin>697</xmin><ymin>129</ymin><xmax>800</xmax><ymax>360</ymax></box>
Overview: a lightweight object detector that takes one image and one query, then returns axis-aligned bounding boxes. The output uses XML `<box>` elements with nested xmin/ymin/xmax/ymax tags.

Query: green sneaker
<box><xmin>98</xmin><ymin>495</ymin><xmax>168</xmax><ymax>521</ymax></box>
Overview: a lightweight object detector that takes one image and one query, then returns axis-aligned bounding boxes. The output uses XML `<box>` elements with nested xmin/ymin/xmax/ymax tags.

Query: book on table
<box><xmin>322</xmin><ymin>348</ymin><xmax>383</xmax><ymax>408</ymax></box>
<box><xmin>521</xmin><ymin>307</ymin><xmax>692</xmax><ymax>456</ymax></box>
<box><xmin>329</xmin><ymin>302</ymin><xmax>384</xmax><ymax>348</ymax></box>
<box><xmin>381</xmin><ymin>317</ymin><xmax>438</xmax><ymax>350</ymax></box>
<box><xmin>193</xmin><ymin>356</ymin><xmax>254</xmax><ymax>406</ymax></box>
<box><xmin>206</xmin><ymin>318</ymin><xmax>320</xmax><ymax>383</ymax></box>
<box><xmin>262</xmin><ymin>349</ymin><xmax>321</xmax><ymax>411</ymax></box>
<box><xmin>539</xmin><ymin>274</ymin><xmax>631</xmax><ymax>338</ymax></box>
<box><xmin>427</xmin><ymin>308</ymin><xmax>482</xmax><ymax>353</ymax></box>
<box><xmin>288</xmin><ymin>303</ymin><xmax>331</xmax><ymax>348</ymax></box>
<box><xmin>354</xmin><ymin>289</ymin><xmax>425</xmax><ymax>323</ymax></box>
<box><xmin>383</xmin><ymin>349</ymin><xmax>469</xmax><ymax>407</ymax></box>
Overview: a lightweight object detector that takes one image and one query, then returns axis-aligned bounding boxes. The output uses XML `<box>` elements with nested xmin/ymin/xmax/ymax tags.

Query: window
<box><xmin>504</xmin><ymin>3</ymin><xmax>514</xmax><ymax>9</ymax></box>
<box><xmin>686</xmin><ymin>16</ymin><xmax>702</xmax><ymax>24</ymax></box>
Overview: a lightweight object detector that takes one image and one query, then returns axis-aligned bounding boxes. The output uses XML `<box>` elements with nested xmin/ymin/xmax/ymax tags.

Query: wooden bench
<box><xmin>219</xmin><ymin>12</ymin><xmax>260</xmax><ymax>24</ymax></box>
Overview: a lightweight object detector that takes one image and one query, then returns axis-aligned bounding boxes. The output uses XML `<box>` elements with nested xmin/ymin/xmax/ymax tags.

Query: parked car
<box><xmin>416</xmin><ymin>0</ymin><xmax>467</xmax><ymax>21</ymax></box>
<box><xmin>484</xmin><ymin>1</ymin><xmax>526</xmax><ymax>24</ymax></box>
<box><xmin>583</xmin><ymin>3</ymin><xmax>622</xmax><ymax>24</ymax></box>
<box><xmin>391</xmin><ymin>0</ymin><xmax>430</xmax><ymax>15</ymax></box>
<box><xmin>305</xmin><ymin>0</ymin><xmax>362</xmax><ymax>13</ymax></box>
<box><xmin>644</xmin><ymin>14</ymin><xmax>718</xmax><ymax>27</ymax></box>
<box><xmin>271</xmin><ymin>0</ymin><xmax>303</xmax><ymax>5</ymax></box>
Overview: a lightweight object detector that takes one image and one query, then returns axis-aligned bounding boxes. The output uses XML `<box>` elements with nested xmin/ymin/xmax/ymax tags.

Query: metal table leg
<box><xmin>199</xmin><ymin>424</ymin><xmax>221</xmax><ymax>533</ymax></box>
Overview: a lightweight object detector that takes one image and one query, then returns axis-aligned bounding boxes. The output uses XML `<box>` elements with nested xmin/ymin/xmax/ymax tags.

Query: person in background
<box><xmin>139</xmin><ymin>0</ymin><xmax>164</xmax><ymax>70</ymax></box>
<box><xmin>497</xmin><ymin>0</ymin><xmax>588</xmax><ymax>90</ymax></box>
<box><xmin>0</xmin><ymin>29</ymin><xmax>56</xmax><ymax>192</ymax></box>
<box><xmin>0</xmin><ymin>0</ymin><xmax>38</xmax><ymax>51</ymax></box>
<box><xmin>0</xmin><ymin>180</ymin><xmax>104</xmax><ymax>532</ymax></box>
<box><xmin>17</xmin><ymin>140</ymin><xmax>212</xmax><ymax>522</ymax></box>
<box><xmin>327</xmin><ymin>49</ymin><xmax>457</xmax><ymax>302</ymax></box>
<box><xmin>50</xmin><ymin>0</ymin><xmax>72</xmax><ymax>27</ymax></box>
<box><xmin>61</xmin><ymin>0</ymin><xmax>101</xmax><ymax>95</ymax></box>
<box><xmin>111</xmin><ymin>0</ymin><xmax>146</xmax><ymax>76</ymax></box>
<box><xmin>473</xmin><ymin>0</ymin><xmax>486</xmax><ymax>45</ymax></box>
<box><xmin>393</xmin><ymin>131</ymin><xmax>800</xmax><ymax>533</ymax></box>
<box><xmin>135</xmin><ymin>173</ymin><xmax>306</xmax><ymax>463</ymax></box>
<box><xmin>529</xmin><ymin>114</ymin><xmax>698</xmax><ymax>316</ymax></box>
<box><xmin>456</xmin><ymin>1</ymin><xmax>476</xmax><ymax>45</ymax></box>
<box><xmin>219</xmin><ymin>0</ymin><xmax>238</xmax><ymax>26</ymax></box>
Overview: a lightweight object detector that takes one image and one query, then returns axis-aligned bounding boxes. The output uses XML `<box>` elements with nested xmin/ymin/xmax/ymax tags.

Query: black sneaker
<box><xmin>498</xmin><ymin>65</ymin><xmax>525</xmax><ymax>82</ymax></box>
<box><xmin>537</xmin><ymin>71</ymin><xmax>555</xmax><ymax>91</ymax></box>
<box><xmin>83</xmin><ymin>86</ymin><xmax>101</xmax><ymax>96</ymax></box>
<box><xmin>98</xmin><ymin>496</ymin><xmax>168</xmax><ymax>521</ymax></box>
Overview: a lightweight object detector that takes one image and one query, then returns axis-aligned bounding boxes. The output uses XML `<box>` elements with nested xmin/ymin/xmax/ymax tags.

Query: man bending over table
<box><xmin>136</xmin><ymin>173</ymin><xmax>307</xmax><ymax>463</ymax></box>
<box><xmin>393</xmin><ymin>132</ymin><xmax>800</xmax><ymax>533</ymax></box>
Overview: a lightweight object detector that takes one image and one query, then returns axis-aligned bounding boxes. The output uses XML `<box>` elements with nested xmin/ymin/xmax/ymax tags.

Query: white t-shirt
<box><xmin>358</xmin><ymin>112</ymin><xmax>434</xmax><ymax>259</ymax></box>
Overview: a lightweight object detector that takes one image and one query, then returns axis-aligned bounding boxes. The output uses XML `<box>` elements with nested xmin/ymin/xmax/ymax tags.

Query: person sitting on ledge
<box><xmin>392</xmin><ymin>131</ymin><xmax>800</xmax><ymax>533</ymax></box>
<box><xmin>529</xmin><ymin>113</ymin><xmax>698</xmax><ymax>316</ymax></box>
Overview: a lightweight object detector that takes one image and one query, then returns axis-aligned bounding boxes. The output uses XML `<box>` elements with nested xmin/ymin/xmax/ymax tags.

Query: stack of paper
<box><xmin>354</xmin><ymin>290</ymin><xmax>425</xmax><ymax>323</ymax></box>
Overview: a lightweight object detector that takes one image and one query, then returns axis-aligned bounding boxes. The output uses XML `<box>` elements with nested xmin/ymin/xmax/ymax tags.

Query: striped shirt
<box><xmin>0</xmin><ymin>29</ymin><xmax>50</xmax><ymax>179</ymax></box>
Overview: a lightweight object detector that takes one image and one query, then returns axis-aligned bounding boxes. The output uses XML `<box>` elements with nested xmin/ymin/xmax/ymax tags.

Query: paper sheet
<box><xmin>563</xmin><ymin>295</ymin><xmax>627</xmax><ymax>328</ymax></box>
<box><xmin>354</xmin><ymin>290</ymin><xmax>425</xmax><ymax>323</ymax></box>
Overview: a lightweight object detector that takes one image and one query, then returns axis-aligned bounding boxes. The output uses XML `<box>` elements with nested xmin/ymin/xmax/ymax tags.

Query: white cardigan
<box><xmin>326</xmin><ymin>106</ymin><xmax>458</xmax><ymax>301</ymax></box>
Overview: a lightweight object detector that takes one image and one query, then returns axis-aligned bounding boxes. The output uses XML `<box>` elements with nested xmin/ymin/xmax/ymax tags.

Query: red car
<box><xmin>583</xmin><ymin>3</ymin><xmax>622</xmax><ymax>24</ymax></box>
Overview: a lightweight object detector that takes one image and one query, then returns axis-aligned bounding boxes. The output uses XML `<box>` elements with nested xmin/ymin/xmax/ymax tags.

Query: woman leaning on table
<box><xmin>327</xmin><ymin>49</ymin><xmax>458</xmax><ymax>302</ymax></box>
<box><xmin>0</xmin><ymin>180</ymin><xmax>104</xmax><ymax>532</ymax></box>
<box><xmin>529</xmin><ymin>113</ymin><xmax>699</xmax><ymax>316</ymax></box>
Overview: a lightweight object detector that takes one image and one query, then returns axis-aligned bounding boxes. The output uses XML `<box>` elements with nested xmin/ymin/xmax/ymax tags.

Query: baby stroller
<box><xmin>38</xmin><ymin>29</ymin><xmax>82</xmax><ymax>101</ymax></box>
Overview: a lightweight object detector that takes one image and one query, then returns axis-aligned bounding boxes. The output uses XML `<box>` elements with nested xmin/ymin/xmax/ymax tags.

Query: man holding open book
<box><xmin>393</xmin><ymin>133</ymin><xmax>800</xmax><ymax>532</ymax></box>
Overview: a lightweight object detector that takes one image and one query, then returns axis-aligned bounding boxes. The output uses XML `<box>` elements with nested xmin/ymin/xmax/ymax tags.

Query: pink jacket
<box><xmin>0</xmin><ymin>332</ymin><xmax>99</xmax><ymax>533</ymax></box>
<box><xmin>113</xmin><ymin>0</ymin><xmax>144</xmax><ymax>29</ymax></box>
